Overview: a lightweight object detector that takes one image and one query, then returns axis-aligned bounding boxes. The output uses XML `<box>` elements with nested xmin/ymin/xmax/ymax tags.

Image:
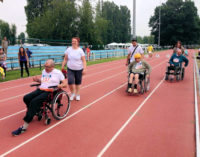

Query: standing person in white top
<box><xmin>12</xmin><ymin>59</ymin><xmax>67</xmax><ymax>136</ymax></box>
<box><xmin>126</xmin><ymin>38</ymin><xmax>144</xmax><ymax>66</ymax></box>
<box><xmin>62</xmin><ymin>37</ymin><xmax>87</xmax><ymax>101</ymax></box>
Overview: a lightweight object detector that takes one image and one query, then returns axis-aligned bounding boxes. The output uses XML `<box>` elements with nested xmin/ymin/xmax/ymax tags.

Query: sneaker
<box><xmin>76</xmin><ymin>95</ymin><xmax>80</xmax><ymax>101</ymax></box>
<box><xmin>133</xmin><ymin>89</ymin><xmax>138</xmax><ymax>94</ymax></box>
<box><xmin>12</xmin><ymin>127</ymin><xmax>26</xmax><ymax>136</ymax></box>
<box><xmin>127</xmin><ymin>88</ymin><xmax>132</xmax><ymax>93</ymax></box>
<box><xmin>70</xmin><ymin>93</ymin><xmax>75</xmax><ymax>101</ymax></box>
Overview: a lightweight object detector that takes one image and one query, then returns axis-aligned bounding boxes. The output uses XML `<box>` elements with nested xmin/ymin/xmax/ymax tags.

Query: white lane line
<box><xmin>0</xmin><ymin>83</ymin><xmax>31</xmax><ymax>92</ymax></box>
<box><xmin>194</xmin><ymin>58</ymin><xmax>200</xmax><ymax>157</ymax></box>
<box><xmin>0</xmin><ymin>71</ymin><xmax>126</xmax><ymax>121</ymax></box>
<box><xmin>0</xmin><ymin>110</ymin><xmax>26</xmax><ymax>121</ymax></box>
<box><xmin>0</xmin><ymin>60</ymin><xmax>167</xmax><ymax>121</ymax></box>
<box><xmin>97</xmin><ymin>78</ymin><xmax>164</xmax><ymax>157</ymax></box>
<box><xmin>0</xmin><ymin>83</ymin><xmax>127</xmax><ymax>157</ymax></box>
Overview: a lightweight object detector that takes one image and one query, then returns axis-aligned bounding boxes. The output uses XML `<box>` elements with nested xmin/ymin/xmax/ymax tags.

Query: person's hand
<box><xmin>33</xmin><ymin>76</ymin><xmax>39</xmax><ymax>82</ymax></box>
<box><xmin>146</xmin><ymin>74</ymin><xmax>149</xmax><ymax>78</ymax></box>
<box><xmin>126</xmin><ymin>62</ymin><xmax>129</xmax><ymax>66</ymax></box>
<box><xmin>57</xmin><ymin>84</ymin><xmax>63</xmax><ymax>89</ymax></box>
<box><xmin>83</xmin><ymin>69</ymin><xmax>87</xmax><ymax>75</ymax></box>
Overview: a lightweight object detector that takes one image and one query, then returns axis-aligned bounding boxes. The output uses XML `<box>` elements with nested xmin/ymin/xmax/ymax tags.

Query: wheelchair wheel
<box><xmin>45</xmin><ymin>118</ymin><xmax>51</xmax><ymax>125</ymax></box>
<box><xmin>181</xmin><ymin>68</ymin><xmax>185</xmax><ymax>80</ymax></box>
<box><xmin>139</xmin><ymin>81</ymin><xmax>144</xmax><ymax>94</ymax></box>
<box><xmin>144</xmin><ymin>77</ymin><xmax>150</xmax><ymax>92</ymax></box>
<box><xmin>52</xmin><ymin>91</ymin><xmax>70</xmax><ymax>120</ymax></box>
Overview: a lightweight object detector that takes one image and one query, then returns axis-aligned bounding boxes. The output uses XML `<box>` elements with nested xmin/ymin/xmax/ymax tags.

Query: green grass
<box><xmin>0</xmin><ymin>56</ymin><xmax>126</xmax><ymax>82</ymax></box>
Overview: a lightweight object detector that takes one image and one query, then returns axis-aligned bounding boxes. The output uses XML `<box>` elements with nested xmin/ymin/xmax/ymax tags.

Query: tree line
<box><xmin>25</xmin><ymin>0</ymin><xmax>131</xmax><ymax>45</ymax></box>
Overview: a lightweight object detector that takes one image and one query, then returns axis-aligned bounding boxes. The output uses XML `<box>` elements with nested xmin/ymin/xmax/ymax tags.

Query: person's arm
<box><xmin>144</xmin><ymin>61</ymin><xmax>151</xmax><ymax>75</ymax></box>
<box><xmin>61</xmin><ymin>54</ymin><xmax>68</xmax><ymax>70</ymax></box>
<box><xmin>81</xmin><ymin>56</ymin><xmax>87</xmax><ymax>74</ymax></box>
<box><xmin>18</xmin><ymin>53</ymin><xmax>20</xmax><ymax>65</ymax></box>
<box><xmin>33</xmin><ymin>76</ymin><xmax>41</xmax><ymax>83</ymax></box>
<box><xmin>128</xmin><ymin>62</ymin><xmax>133</xmax><ymax>73</ymax></box>
<box><xmin>58</xmin><ymin>79</ymin><xmax>67</xmax><ymax>89</ymax></box>
<box><xmin>169</xmin><ymin>55</ymin><xmax>174</xmax><ymax>65</ymax></box>
<box><xmin>25</xmin><ymin>52</ymin><xmax>29</xmax><ymax>63</ymax></box>
<box><xmin>126</xmin><ymin>53</ymin><xmax>131</xmax><ymax>66</ymax></box>
<box><xmin>182</xmin><ymin>56</ymin><xmax>189</xmax><ymax>67</ymax></box>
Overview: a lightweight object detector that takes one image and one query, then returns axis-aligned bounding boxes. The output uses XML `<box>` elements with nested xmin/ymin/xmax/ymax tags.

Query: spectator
<box><xmin>18</xmin><ymin>47</ymin><xmax>30</xmax><ymax>78</ymax></box>
<box><xmin>0</xmin><ymin>48</ymin><xmax>6</xmax><ymax>79</ymax></box>
<box><xmin>25</xmin><ymin>48</ymin><xmax>32</xmax><ymax>67</ymax></box>
<box><xmin>1</xmin><ymin>36</ymin><xmax>8</xmax><ymax>56</ymax></box>
<box><xmin>197</xmin><ymin>49</ymin><xmax>200</xmax><ymax>60</ymax></box>
<box><xmin>86</xmin><ymin>45</ymin><xmax>91</xmax><ymax>61</ymax></box>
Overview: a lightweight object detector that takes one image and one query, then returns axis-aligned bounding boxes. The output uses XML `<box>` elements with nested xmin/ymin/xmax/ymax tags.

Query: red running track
<box><xmin>0</xmin><ymin>50</ymin><xmax>197</xmax><ymax>157</ymax></box>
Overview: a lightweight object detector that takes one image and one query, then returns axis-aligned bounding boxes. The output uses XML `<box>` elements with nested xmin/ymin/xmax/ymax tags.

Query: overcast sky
<box><xmin>0</xmin><ymin>0</ymin><xmax>199</xmax><ymax>37</ymax></box>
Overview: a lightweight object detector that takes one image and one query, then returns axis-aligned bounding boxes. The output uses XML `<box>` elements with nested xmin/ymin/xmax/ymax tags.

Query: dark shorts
<box><xmin>67</xmin><ymin>68</ymin><xmax>83</xmax><ymax>85</ymax></box>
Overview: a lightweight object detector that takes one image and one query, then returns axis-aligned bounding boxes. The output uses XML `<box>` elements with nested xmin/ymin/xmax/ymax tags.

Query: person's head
<box><xmin>72</xmin><ymin>37</ymin><xmax>80</xmax><ymax>49</ymax></box>
<box><xmin>0</xmin><ymin>48</ymin><xmax>4</xmax><ymax>54</ymax></box>
<box><xmin>26</xmin><ymin>48</ymin><xmax>29</xmax><ymax>51</ymax></box>
<box><xmin>19</xmin><ymin>47</ymin><xmax>25</xmax><ymax>55</ymax></box>
<box><xmin>134</xmin><ymin>53</ymin><xmax>141</xmax><ymax>62</ymax></box>
<box><xmin>176</xmin><ymin>48</ymin><xmax>182</xmax><ymax>56</ymax></box>
<box><xmin>4</xmin><ymin>37</ymin><xmax>7</xmax><ymax>40</ymax></box>
<box><xmin>176</xmin><ymin>41</ymin><xmax>182</xmax><ymax>48</ymax></box>
<box><xmin>44</xmin><ymin>59</ymin><xmax>55</xmax><ymax>73</ymax></box>
<box><xmin>131</xmin><ymin>38</ymin><xmax>137</xmax><ymax>47</ymax></box>
<box><xmin>83</xmin><ymin>46</ymin><xmax>85</xmax><ymax>48</ymax></box>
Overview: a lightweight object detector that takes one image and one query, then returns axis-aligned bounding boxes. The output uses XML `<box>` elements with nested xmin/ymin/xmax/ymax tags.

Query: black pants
<box><xmin>20</xmin><ymin>61</ymin><xmax>29</xmax><ymax>77</ymax></box>
<box><xmin>167</xmin><ymin>66</ymin><xmax>180</xmax><ymax>75</ymax></box>
<box><xmin>23</xmin><ymin>89</ymin><xmax>50</xmax><ymax>123</ymax></box>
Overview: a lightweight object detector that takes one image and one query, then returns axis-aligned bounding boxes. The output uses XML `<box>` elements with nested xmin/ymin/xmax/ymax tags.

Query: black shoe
<box><xmin>165</xmin><ymin>75</ymin><xmax>169</xmax><ymax>80</ymax></box>
<box><xmin>12</xmin><ymin>127</ymin><xmax>26</xmax><ymax>136</ymax></box>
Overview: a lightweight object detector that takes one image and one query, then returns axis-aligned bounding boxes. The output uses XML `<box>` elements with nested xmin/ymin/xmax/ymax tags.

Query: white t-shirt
<box><xmin>65</xmin><ymin>47</ymin><xmax>85</xmax><ymax>70</ymax></box>
<box><xmin>128</xmin><ymin>45</ymin><xmax>144</xmax><ymax>63</ymax></box>
<box><xmin>40</xmin><ymin>69</ymin><xmax>65</xmax><ymax>89</ymax></box>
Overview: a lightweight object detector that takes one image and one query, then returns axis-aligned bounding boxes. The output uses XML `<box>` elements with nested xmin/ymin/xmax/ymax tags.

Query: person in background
<box><xmin>0</xmin><ymin>48</ymin><xmax>6</xmax><ymax>79</ymax></box>
<box><xmin>82</xmin><ymin>45</ymin><xmax>86</xmax><ymax>54</ymax></box>
<box><xmin>147</xmin><ymin>45</ymin><xmax>154</xmax><ymax>58</ymax></box>
<box><xmin>1</xmin><ymin>36</ymin><xmax>8</xmax><ymax>56</ymax></box>
<box><xmin>18</xmin><ymin>47</ymin><xmax>30</xmax><ymax>78</ymax></box>
<box><xmin>26</xmin><ymin>48</ymin><xmax>32</xmax><ymax>67</ymax></box>
<box><xmin>197</xmin><ymin>48</ymin><xmax>200</xmax><ymax>60</ymax></box>
<box><xmin>62</xmin><ymin>37</ymin><xmax>87</xmax><ymax>101</ymax></box>
<box><xmin>86</xmin><ymin>45</ymin><xmax>91</xmax><ymax>61</ymax></box>
<box><xmin>173</xmin><ymin>41</ymin><xmax>185</xmax><ymax>55</ymax></box>
<box><xmin>126</xmin><ymin>38</ymin><xmax>144</xmax><ymax>66</ymax></box>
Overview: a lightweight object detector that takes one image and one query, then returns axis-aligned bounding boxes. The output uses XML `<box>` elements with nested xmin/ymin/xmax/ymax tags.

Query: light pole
<box><xmin>133</xmin><ymin>0</ymin><xmax>136</xmax><ymax>38</ymax></box>
<box><xmin>158</xmin><ymin>0</ymin><xmax>161</xmax><ymax>46</ymax></box>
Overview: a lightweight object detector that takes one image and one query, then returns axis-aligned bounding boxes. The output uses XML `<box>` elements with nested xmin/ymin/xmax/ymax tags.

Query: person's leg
<box><xmin>23</xmin><ymin>91</ymin><xmax>50</xmax><ymax>124</ymax></box>
<box><xmin>20</xmin><ymin>61</ymin><xmax>23</xmax><ymax>77</ymax></box>
<box><xmin>133</xmin><ymin>74</ymin><xmax>139</xmax><ymax>93</ymax></box>
<box><xmin>127</xmin><ymin>73</ymin><xmax>134</xmax><ymax>93</ymax></box>
<box><xmin>74</xmin><ymin>69</ymin><xmax>83</xmax><ymax>100</ymax></box>
<box><xmin>67</xmin><ymin>69</ymin><xmax>76</xmax><ymax>100</ymax></box>
<box><xmin>23</xmin><ymin>89</ymin><xmax>42</xmax><ymax>108</ymax></box>
<box><xmin>24</xmin><ymin>61</ymin><xmax>30</xmax><ymax>76</ymax></box>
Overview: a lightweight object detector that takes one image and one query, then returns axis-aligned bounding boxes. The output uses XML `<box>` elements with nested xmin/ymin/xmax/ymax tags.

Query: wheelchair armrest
<box><xmin>30</xmin><ymin>84</ymin><xmax>41</xmax><ymax>87</ymax></box>
<box><xmin>48</xmin><ymin>86</ymin><xmax>58</xmax><ymax>89</ymax></box>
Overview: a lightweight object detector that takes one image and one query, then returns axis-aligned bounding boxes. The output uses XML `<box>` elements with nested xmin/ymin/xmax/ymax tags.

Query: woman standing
<box><xmin>18</xmin><ymin>47</ymin><xmax>30</xmax><ymax>77</ymax></box>
<box><xmin>62</xmin><ymin>37</ymin><xmax>86</xmax><ymax>101</ymax></box>
<box><xmin>173</xmin><ymin>41</ymin><xmax>185</xmax><ymax>54</ymax></box>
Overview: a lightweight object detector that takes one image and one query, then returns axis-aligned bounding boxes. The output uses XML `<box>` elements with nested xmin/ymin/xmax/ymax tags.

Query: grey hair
<box><xmin>45</xmin><ymin>59</ymin><xmax>55</xmax><ymax>67</ymax></box>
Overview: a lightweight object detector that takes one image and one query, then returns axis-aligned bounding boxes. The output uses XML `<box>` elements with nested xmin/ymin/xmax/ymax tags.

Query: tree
<box><xmin>18</xmin><ymin>32</ymin><xmax>25</xmax><ymax>44</ymax></box>
<box><xmin>78</xmin><ymin>0</ymin><xmax>94</xmax><ymax>44</ymax></box>
<box><xmin>149</xmin><ymin>0</ymin><xmax>200</xmax><ymax>45</ymax></box>
<box><xmin>0</xmin><ymin>20</ymin><xmax>17</xmax><ymax>45</ymax></box>
<box><xmin>26</xmin><ymin>0</ymin><xmax>79</xmax><ymax>40</ymax></box>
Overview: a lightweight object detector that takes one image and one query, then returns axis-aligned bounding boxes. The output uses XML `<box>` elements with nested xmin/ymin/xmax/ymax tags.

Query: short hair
<box><xmin>45</xmin><ymin>59</ymin><xmax>55</xmax><ymax>67</ymax></box>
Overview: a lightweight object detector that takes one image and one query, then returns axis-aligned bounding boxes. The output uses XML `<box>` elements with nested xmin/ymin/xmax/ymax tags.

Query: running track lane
<box><xmin>98</xmin><ymin>52</ymin><xmax>195</xmax><ymax>157</ymax></box>
<box><xmin>0</xmin><ymin>52</ymin><xmax>169</xmax><ymax>156</ymax></box>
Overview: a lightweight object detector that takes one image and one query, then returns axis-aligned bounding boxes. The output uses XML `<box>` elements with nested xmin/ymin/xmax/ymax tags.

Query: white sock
<box><xmin>22</xmin><ymin>122</ymin><xmax>29</xmax><ymax>129</ymax></box>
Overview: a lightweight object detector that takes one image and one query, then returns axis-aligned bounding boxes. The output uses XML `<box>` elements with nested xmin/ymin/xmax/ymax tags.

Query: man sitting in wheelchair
<box><xmin>12</xmin><ymin>59</ymin><xmax>67</xmax><ymax>136</ymax></box>
<box><xmin>165</xmin><ymin>48</ymin><xmax>189</xmax><ymax>81</ymax></box>
<box><xmin>127</xmin><ymin>53</ymin><xmax>151</xmax><ymax>94</ymax></box>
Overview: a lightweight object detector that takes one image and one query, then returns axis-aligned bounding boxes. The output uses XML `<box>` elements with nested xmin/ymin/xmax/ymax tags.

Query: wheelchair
<box><xmin>30</xmin><ymin>84</ymin><xmax>70</xmax><ymax>125</ymax></box>
<box><xmin>165</xmin><ymin>63</ymin><xmax>184</xmax><ymax>81</ymax></box>
<box><xmin>127</xmin><ymin>71</ymin><xmax>150</xmax><ymax>95</ymax></box>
